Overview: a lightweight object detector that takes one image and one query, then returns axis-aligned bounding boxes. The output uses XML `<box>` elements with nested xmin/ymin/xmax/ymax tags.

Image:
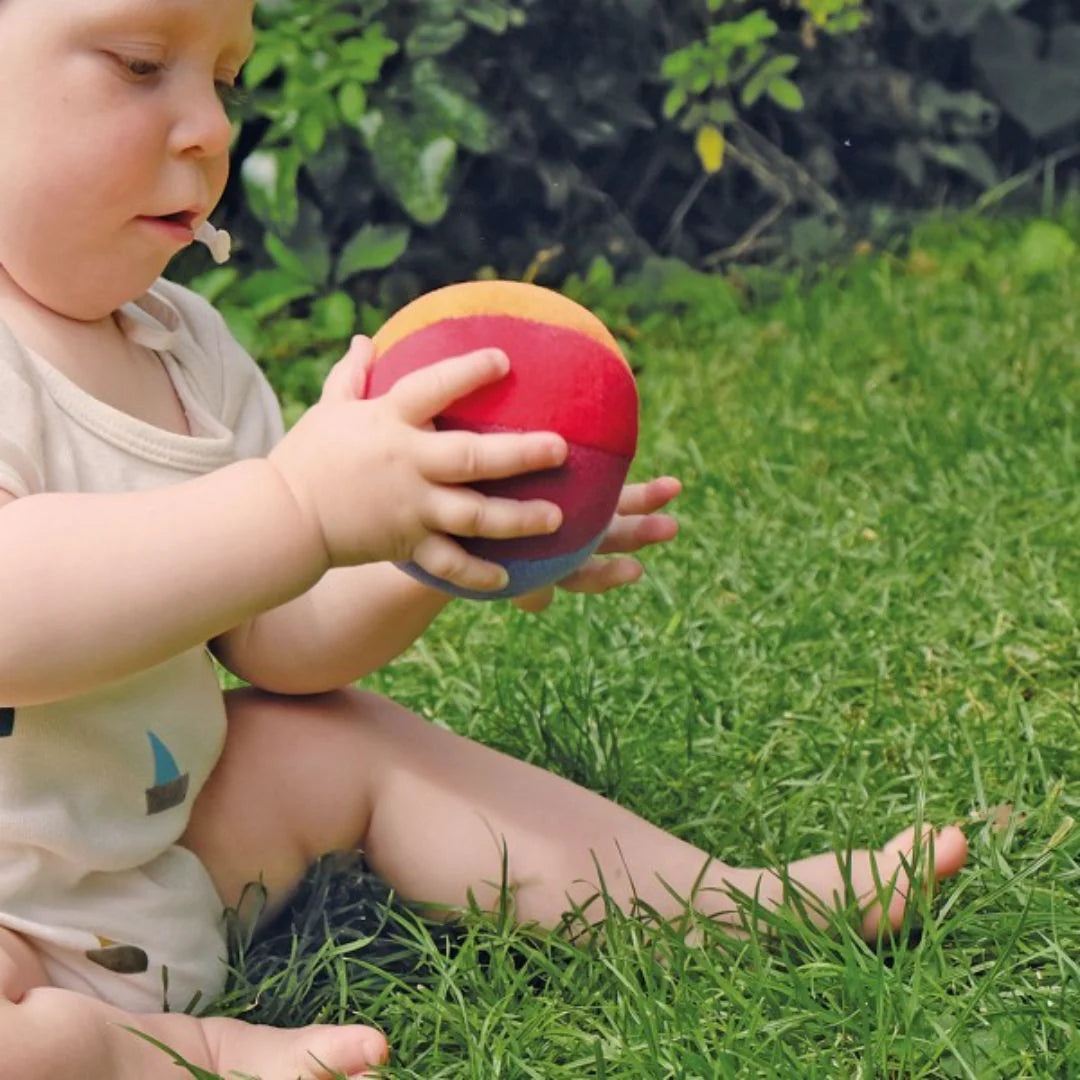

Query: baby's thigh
<box><xmin>180</xmin><ymin>686</ymin><xmax>391</xmax><ymax>928</ymax></box>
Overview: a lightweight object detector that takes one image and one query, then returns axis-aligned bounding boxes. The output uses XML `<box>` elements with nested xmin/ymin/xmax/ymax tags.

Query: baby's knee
<box><xmin>0</xmin><ymin>926</ymin><xmax>49</xmax><ymax>1003</ymax></box>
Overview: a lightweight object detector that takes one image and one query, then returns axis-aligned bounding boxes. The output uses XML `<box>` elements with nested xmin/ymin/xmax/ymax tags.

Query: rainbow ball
<box><xmin>369</xmin><ymin>280</ymin><xmax>638</xmax><ymax>599</ymax></box>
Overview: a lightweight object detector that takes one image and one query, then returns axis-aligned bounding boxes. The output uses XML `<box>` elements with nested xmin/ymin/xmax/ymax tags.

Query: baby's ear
<box><xmin>322</xmin><ymin>336</ymin><xmax>374</xmax><ymax>401</ymax></box>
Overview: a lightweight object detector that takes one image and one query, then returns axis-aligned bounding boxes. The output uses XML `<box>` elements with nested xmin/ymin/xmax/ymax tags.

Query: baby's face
<box><xmin>0</xmin><ymin>0</ymin><xmax>255</xmax><ymax>321</ymax></box>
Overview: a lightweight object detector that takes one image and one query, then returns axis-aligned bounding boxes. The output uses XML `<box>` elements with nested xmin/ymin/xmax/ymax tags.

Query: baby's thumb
<box><xmin>322</xmin><ymin>335</ymin><xmax>375</xmax><ymax>402</ymax></box>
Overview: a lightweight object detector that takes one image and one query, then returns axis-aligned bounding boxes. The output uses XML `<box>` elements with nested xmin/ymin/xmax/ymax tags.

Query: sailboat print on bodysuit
<box><xmin>85</xmin><ymin>732</ymin><xmax>191</xmax><ymax>975</ymax></box>
<box><xmin>145</xmin><ymin>730</ymin><xmax>189</xmax><ymax>814</ymax></box>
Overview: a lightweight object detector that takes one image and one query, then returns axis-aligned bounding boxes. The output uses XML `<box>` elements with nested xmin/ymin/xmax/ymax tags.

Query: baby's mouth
<box><xmin>156</xmin><ymin>210</ymin><xmax>196</xmax><ymax>227</ymax></box>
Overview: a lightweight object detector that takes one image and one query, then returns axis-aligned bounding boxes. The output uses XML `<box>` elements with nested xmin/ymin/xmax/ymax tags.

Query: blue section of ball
<box><xmin>399</xmin><ymin>535</ymin><xmax>604</xmax><ymax>600</ymax></box>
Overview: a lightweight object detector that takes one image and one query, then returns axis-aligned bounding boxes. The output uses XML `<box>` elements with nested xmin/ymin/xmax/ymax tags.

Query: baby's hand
<box><xmin>268</xmin><ymin>337</ymin><xmax>567</xmax><ymax>593</ymax></box>
<box><xmin>512</xmin><ymin>476</ymin><xmax>681</xmax><ymax>613</ymax></box>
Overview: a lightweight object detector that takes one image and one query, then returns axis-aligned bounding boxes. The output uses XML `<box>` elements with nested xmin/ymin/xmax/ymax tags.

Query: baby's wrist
<box><xmin>256</xmin><ymin>456</ymin><xmax>333</xmax><ymax>577</ymax></box>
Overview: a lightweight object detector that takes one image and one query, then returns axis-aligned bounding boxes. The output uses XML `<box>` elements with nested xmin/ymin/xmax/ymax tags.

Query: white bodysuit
<box><xmin>0</xmin><ymin>280</ymin><xmax>285</xmax><ymax>1011</ymax></box>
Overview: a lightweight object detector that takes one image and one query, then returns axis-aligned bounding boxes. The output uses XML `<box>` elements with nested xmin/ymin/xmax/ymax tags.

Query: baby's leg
<box><xmin>0</xmin><ymin>924</ymin><xmax>386</xmax><ymax>1080</ymax></box>
<box><xmin>183</xmin><ymin>688</ymin><xmax>967</xmax><ymax>947</ymax></box>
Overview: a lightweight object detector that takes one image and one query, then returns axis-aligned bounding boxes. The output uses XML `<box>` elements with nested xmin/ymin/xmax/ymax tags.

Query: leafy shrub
<box><xmin>169</xmin><ymin>0</ymin><xmax>1080</xmax><ymax>415</ymax></box>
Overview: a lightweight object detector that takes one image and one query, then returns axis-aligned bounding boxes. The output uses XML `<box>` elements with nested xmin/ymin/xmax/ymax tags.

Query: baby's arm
<box><xmin>0</xmin><ymin>459</ymin><xmax>324</xmax><ymax>704</ymax></box>
<box><xmin>211</xmin><ymin>562</ymin><xmax>452</xmax><ymax>694</ymax></box>
<box><xmin>0</xmin><ymin>345</ymin><xmax>565</xmax><ymax>706</ymax></box>
<box><xmin>214</xmin><ymin>479</ymin><xmax>684</xmax><ymax>695</ymax></box>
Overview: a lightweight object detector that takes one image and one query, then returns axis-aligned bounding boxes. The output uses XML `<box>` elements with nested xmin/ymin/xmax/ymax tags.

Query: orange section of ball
<box><xmin>373</xmin><ymin>279</ymin><xmax>627</xmax><ymax>361</ymax></box>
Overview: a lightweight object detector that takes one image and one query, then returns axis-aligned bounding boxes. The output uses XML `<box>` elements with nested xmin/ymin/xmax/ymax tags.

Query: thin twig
<box><xmin>660</xmin><ymin>171</ymin><xmax>712</xmax><ymax>252</ymax></box>
<box><xmin>703</xmin><ymin>195</ymin><xmax>791</xmax><ymax>265</ymax></box>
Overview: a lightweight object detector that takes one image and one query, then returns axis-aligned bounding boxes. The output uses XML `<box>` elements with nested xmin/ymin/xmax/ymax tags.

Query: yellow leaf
<box><xmin>695</xmin><ymin>124</ymin><xmax>726</xmax><ymax>175</ymax></box>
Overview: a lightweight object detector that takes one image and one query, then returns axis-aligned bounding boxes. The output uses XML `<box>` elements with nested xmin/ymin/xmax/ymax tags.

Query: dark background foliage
<box><xmin>170</xmin><ymin>0</ymin><xmax>1080</xmax><ymax>409</ymax></box>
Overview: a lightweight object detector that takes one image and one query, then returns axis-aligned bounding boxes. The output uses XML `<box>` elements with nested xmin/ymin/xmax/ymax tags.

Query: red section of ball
<box><xmin>370</xmin><ymin>314</ymin><xmax>637</xmax><ymax>457</ymax></box>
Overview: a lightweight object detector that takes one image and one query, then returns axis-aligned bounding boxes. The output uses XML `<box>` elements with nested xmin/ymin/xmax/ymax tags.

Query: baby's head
<box><xmin>0</xmin><ymin>0</ymin><xmax>254</xmax><ymax>322</ymax></box>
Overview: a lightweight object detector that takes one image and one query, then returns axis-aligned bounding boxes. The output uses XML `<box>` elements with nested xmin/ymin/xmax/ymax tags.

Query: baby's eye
<box><xmin>118</xmin><ymin>56</ymin><xmax>163</xmax><ymax>79</ymax></box>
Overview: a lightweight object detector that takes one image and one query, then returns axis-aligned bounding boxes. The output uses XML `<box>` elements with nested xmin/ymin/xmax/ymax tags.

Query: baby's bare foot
<box><xmin>123</xmin><ymin>1010</ymin><xmax>388</xmax><ymax>1080</ymax></box>
<box><xmin>7</xmin><ymin>984</ymin><xmax>388</xmax><ymax>1080</ymax></box>
<box><xmin>850</xmin><ymin>824</ymin><xmax>968</xmax><ymax>938</ymax></box>
<box><xmin>710</xmin><ymin>823</ymin><xmax>967</xmax><ymax>940</ymax></box>
<box><xmin>196</xmin><ymin>1015</ymin><xmax>388</xmax><ymax>1080</ymax></box>
<box><xmin>779</xmin><ymin>823</ymin><xmax>968</xmax><ymax>939</ymax></box>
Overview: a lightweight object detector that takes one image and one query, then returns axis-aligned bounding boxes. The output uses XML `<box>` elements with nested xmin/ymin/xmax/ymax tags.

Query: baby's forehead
<box><xmin>62</xmin><ymin>0</ymin><xmax>255</xmax><ymax>55</ymax></box>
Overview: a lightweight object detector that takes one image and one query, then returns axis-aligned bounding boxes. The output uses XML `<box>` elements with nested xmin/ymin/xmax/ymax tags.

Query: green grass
<box><xmin>204</xmin><ymin>210</ymin><xmax>1080</xmax><ymax>1077</ymax></box>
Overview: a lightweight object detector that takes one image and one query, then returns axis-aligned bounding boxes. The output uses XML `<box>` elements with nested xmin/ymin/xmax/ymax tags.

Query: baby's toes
<box><xmin>859</xmin><ymin>824</ymin><xmax>968</xmax><ymax>939</ymax></box>
<box><xmin>205</xmin><ymin>1017</ymin><xmax>389</xmax><ymax>1080</ymax></box>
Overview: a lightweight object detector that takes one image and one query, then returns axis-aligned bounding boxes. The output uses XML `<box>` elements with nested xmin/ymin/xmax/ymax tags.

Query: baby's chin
<box><xmin>2</xmin><ymin>262</ymin><xmax>164</xmax><ymax>325</ymax></box>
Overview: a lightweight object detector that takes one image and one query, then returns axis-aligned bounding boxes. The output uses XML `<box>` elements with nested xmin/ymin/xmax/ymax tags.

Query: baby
<box><xmin>0</xmin><ymin>1</ymin><xmax>967</xmax><ymax>1077</ymax></box>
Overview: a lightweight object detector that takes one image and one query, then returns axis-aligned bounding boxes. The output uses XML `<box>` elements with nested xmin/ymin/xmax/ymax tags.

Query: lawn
<box><xmin>206</xmin><ymin>210</ymin><xmax>1080</xmax><ymax>1078</ymax></box>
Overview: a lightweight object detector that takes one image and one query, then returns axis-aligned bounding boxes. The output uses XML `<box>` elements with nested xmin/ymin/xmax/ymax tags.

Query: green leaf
<box><xmin>310</xmin><ymin>291</ymin><xmax>358</xmax><ymax>339</ymax></box>
<box><xmin>405</xmin><ymin>19</ymin><xmax>468</xmax><ymax>58</ymax></box>
<box><xmin>337</xmin><ymin>82</ymin><xmax>368</xmax><ymax>125</ymax></box>
<box><xmin>297</xmin><ymin>111</ymin><xmax>326</xmax><ymax>156</ymax></box>
<box><xmin>662</xmin><ymin>87</ymin><xmax>687</xmax><ymax>120</ymax></box>
<box><xmin>337</xmin><ymin>223</ymin><xmax>412</xmax><ymax>279</ymax></box>
<box><xmin>741</xmin><ymin>73</ymin><xmax>767</xmax><ymax>108</ymax></box>
<box><xmin>240</xmin><ymin>146</ymin><xmax>302</xmax><ymax>228</ymax></box>
<box><xmin>766</xmin><ymin>77</ymin><xmax>805</xmax><ymax>111</ymax></box>
<box><xmin>263</xmin><ymin>231</ymin><xmax>313</xmax><ymax>283</ymax></box>
<box><xmin>339</xmin><ymin>24</ymin><xmax>400</xmax><ymax>83</ymax></box>
<box><xmin>411</xmin><ymin>62</ymin><xmax>497</xmax><ymax>154</ymax></box>
<box><xmin>761</xmin><ymin>53</ymin><xmax>799</xmax><ymax>79</ymax></box>
<box><xmin>370</xmin><ymin>122</ymin><xmax>457</xmax><ymax>225</ymax></box>
<box><xmin>661</xmin><ymin>48</ymin><xmax>695</xmax><ymax>80</ymax></box>
<box><xmin>243</xmin><ymin>45</ymin><xmax>280</xmax><ymax>90</ymax></box>
<box><xmin>227</xmin><ymin>269</ymin><xmax>314</xmax><ymax>320</ymax></box>
<box><xmin>706</xmin><ymin>99</ymin><xmax>737</xmax><ymax>126</ymax></box>
<box><xmin>187</xmin><ymin>266</ymin><xmax>240</xmax><ymax>305</ymax></box>
<box><xmin>461</xmin><ymin>0</ymin><xmax>515</xmax><ymax>33</ymax></box>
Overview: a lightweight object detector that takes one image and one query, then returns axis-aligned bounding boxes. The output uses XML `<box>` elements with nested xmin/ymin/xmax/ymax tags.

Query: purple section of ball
<box><xmin>435</xmin><ymin>419</ymin><xmax>630</xmax><ymax>560</ymax></box>
<box><xmin>398</xmin><ymin>534</ymin><xmax>605</xmax><ymax>601</ymax></box>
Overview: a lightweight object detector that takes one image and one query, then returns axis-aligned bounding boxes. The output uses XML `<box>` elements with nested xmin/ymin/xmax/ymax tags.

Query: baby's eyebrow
<box><xmin>81</xmin><ymin>2</ymin><xmax>255</xmax><ymax>64</ymax></box>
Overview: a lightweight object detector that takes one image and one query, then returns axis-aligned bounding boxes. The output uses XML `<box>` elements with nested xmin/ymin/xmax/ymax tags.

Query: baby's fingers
<box><xmin>410</xmin><ymin>534</ymin><xmax>510</xmax><ymax>593</ymax></box>
<box><xmin>557</xmin><ymin>555</ymin><xmax>644</xmax><ymax>593</ymax></box>
<box><xmin>595</xmin><ymin>512</ymin><xmax>678</xmax><ymax>556</ymax></box>
<box><xmin>388</xmin><ymin>349</ymin><xmax>512</xmax><ymax>424</ymax></box>
<box><xmin>322</xmin><ymin>336</ymin><xmax>374</xmax><ymax>401</ymax></box>
<box><xmin>422</xmin><ymin>429</ymin><xmax>567</xmax><ymax>484</ymax></box>
<box><xmin>615</xmin><ymin>476</ymin><xmax>682</xmax><ymax>517</ymax></box>
<box><xmin>425</xmin><ymin>486</ymin><xmax>562</xmax><ymax>541</ymax></box>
